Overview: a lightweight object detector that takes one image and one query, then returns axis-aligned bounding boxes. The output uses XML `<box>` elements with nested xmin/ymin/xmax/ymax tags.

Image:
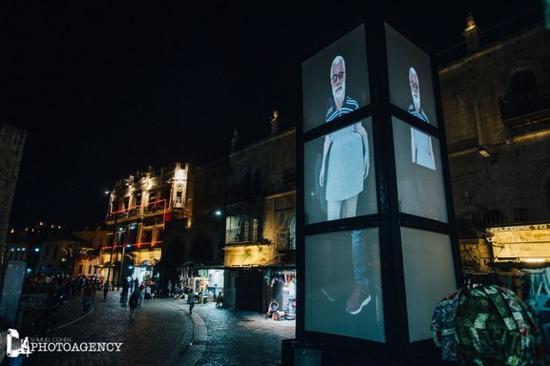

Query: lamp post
<box><xmin>119</xmin><ymin>244</ymin><xmax>130</xmax><ymax>286</ymax></box>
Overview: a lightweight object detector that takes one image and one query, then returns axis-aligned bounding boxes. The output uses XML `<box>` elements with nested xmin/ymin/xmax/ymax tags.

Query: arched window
<box><xmin>500</xmin><ymin>66</ymin><xmax>541</xmax><ymax>120</ymax></box>
<box><xmin>510</xmin><ymin>69</ymin><xmax>538</xmax><ymax>114</ymax></box>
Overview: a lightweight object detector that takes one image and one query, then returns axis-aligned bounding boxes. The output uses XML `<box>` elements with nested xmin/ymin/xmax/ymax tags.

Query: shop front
<box><xmin>264</xmin><ymin>269</ymin><xmax>297</xmax><ymax>320</ymax></box>
<box><xmin>487</xmin><ymin>223</ymin><xmax>550</xmax><ymax>342</ymax></box>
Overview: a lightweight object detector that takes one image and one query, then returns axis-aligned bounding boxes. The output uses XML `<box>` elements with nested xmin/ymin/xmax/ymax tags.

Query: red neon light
<box><xmin>101</xmin><ymin>240</ymin><xmax>163</xmax><ymax>250</ymax></box>
<box><xmin>109</xmin><ymin>199</ymin><xmax>167</xmax><ymax>215</ymax></box>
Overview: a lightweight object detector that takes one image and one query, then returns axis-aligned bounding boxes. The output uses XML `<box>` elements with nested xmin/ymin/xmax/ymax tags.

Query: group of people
<box><xmin>121</xmin><ymin>276</ymin><xmax>158</xmax><ymax>319</ymax></box>
<box><xmin>26</xmin><ymin>273</ymin><xmax>111</xmax><ymax>313</ymax></box>
<box><xmin>182</xmin><ymin>288</ymin><xmax>224</xmax><ymax>315</ymax></box>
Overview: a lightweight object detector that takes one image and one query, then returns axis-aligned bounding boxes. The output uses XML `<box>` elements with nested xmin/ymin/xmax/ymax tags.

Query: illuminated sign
<box><xmin>488</xmin><ymin>224</ymin><xmax>550</xmax><ymax>264</ymax></box>
<box><xmin>223</xmin><ymin>244</ymin><xmax>277</xmax><ymax>268</ymax></box>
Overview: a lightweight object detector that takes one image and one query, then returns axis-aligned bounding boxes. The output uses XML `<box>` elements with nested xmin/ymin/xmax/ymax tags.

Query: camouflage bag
<box><xmin>432</xmin><ymin>289</ymin><xmax>461</xmax><ymax>362</ymax></box>
<box><xmin>455</xmin><ymin>285</ymin><xmax>548</xmax><ymax>366</ymax></box>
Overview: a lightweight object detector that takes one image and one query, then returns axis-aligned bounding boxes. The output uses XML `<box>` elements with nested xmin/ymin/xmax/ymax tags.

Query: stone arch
<box><xmin>499</xmin><ymin>58</ymin><xmax>545</xmax><ymax>96</ymax></box>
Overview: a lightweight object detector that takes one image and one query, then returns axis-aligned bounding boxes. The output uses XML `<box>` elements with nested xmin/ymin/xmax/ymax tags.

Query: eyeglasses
<box><xmin>331</xmin><ymin>71</ymin><xmax>345</xmax><ymax>83</ymax></box>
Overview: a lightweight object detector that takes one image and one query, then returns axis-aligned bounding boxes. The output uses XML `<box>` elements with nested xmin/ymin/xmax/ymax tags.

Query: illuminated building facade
<box><xmin>100</xmin><ymin>162</ymin><xmax>193</xmax><ymax>284</ymax></box>
<box><xmin>223</xmin><ymin>124</ymin><xmax>296</xmax><ymax>311</ymax></box>
<box><xmin>0</xmin><ymin>124</ymin><xmax>26</xmax><ymax>268</ymax></box>
<box><xmin>73</xmin><ymin>226</ymin><xmax>109</xmax><ymax>277</ymax></box>
<box><xmin>440</xmin><ymin>18</ymin><xmax>550</xmax><ymax>271</ymax></box>
<box><xmin>6</xmin><ymin>222</ymin><xmax>85</xmax><ymax>274</ymax></box>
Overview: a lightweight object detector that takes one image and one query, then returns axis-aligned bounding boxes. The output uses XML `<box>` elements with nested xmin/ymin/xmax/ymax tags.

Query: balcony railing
<box><xmin>106</xmin><ymin>199</ymin><xmax>167</xmax><ymax>222</ymax></box>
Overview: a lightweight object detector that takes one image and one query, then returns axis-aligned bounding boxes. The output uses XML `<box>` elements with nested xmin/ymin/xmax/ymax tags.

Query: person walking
<box><xmin>128</xmin><ymin>290</ymin><xmax>139</xmax><ymax>319</ymax></box>
<box><xmin>188</xmin><ymin>289</ymin><xmax>195</xmax><ymax>315</ymax></box>
<box><xmin>82</xmin><ymin>284</ymin><xmax>93</xmax><ymax>313</ymax></box>
<box><xmin>103</xmin><ymin>281</ymin><xmax>110</xmax><ymax>302</ymax></box>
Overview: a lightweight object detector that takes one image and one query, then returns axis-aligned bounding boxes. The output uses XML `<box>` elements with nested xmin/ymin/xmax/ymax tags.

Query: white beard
<box><xmin>332</xmin><ymin>82</ymin><xmax>346</xmax><ymax>106</ymax></box>
<box><xmin>412</xmin><ymin>94</ymin><xmax>421</xmax><ymax>112</ymax></box>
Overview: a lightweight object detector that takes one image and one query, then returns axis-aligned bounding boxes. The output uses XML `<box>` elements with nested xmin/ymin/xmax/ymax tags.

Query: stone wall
<box><xmin>440</xmin><ymin>26</ymin><xmax>550</xmax><ymax>237</ymax></box>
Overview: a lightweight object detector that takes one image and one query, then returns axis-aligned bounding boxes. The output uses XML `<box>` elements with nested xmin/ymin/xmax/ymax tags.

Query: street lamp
<box><xmin>119</xmin><ymin>244</ymin><xmax>131</xmax><ymax>286</ymax></box>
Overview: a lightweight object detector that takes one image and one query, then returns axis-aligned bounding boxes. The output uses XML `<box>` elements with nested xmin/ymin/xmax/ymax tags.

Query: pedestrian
<box><xmin>145</xmin><ymin>285</ymin><xmax>152</xmax><ymax>302</ymax></box>
<box><xmin>138</xmin><ymin>284</ymin><xmax>144</xmax><ymax>306</ymax></box>
<box><xmin>82</xmin><ymin>284</ymin><xmax>93</xmax><ymax>313</ymax></box>
<box><xmin>121</xmin><ymin>279</ymin><xmax>129</xmax><ymax>306</ymax></box>
<box><xmin>216</xmin><ymin>291</ymin><xmax>224</xmax><ymax>308</ymax></box>
<box><xmin>103</xmin><ymin>281</ymin><xmax>110</xmax><ymax>302</ymax></box>
<box><xmin>188</xmin><ymin>289</ymin><xmax>195</xmax><ymax>315</ymax></box>
<box><xmin>167</xmin><ymin>280</ymin><xmax>172</xmax><ymax>297</ymax></box>
<box><xmin>128</xmin><ymin>290</ymin><xmax>139</xmax><ymax>319</ymax></box>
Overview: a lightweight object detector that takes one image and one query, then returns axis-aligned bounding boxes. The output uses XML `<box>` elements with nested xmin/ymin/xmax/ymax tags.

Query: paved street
<box><xmin>20</xmin><ymin>291</ymin><xmax>295</xmax><ymax>366</ymax></box>
<box><xmin>194</xmin><ymin>303</ymin><xmax>295</xmax><ymax>366</ymax></box>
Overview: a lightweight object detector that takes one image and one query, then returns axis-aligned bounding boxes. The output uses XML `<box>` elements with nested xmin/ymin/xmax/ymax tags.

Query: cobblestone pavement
<box><xmin>194</xmin><ymin>303</ymin><xmax>295</xmax><ymax>366</ymax></box>
<box><xmin>19</xmin><ymin>293</ymin><xmax>295</xmax><ymax>366</ymax></box>
<box><xmin>26</xmin><ymin>291</ymin><xmax>192</xmax><ymax>366</ymax></box>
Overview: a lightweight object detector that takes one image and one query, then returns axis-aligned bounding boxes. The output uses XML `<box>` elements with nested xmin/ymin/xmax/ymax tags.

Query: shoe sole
<box><xmin>347</xmin><ymin>295</ymin><xmax>372</xmax><ymax>315</ymax></box>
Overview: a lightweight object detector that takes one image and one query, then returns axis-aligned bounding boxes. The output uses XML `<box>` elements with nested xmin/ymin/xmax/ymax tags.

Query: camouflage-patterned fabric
<box><xmin>432</xmin><ymin>290</ymin><xmax>461</xmax><ymax>362</ymax></box>
<box><xmin>455</xmin><ymin>285</ymin><xmax>548</xmax><ymax>366</ymax></box>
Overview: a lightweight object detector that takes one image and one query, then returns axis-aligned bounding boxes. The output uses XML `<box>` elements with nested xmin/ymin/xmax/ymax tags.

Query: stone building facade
<box><xmin>440</xmin><ymin>22</ymin><xmax>550</xmax><ymax>239</ymax></box>
<box><xmin>223</xmin><ymin>127</ymin><xmax>296</xmax><ymax>311</ymax></box>
<box><xmin>101</xmin><ymin>162</ymin><xmax>193</xmax><ymax>285</ymax></box>
<box><xmin>0</xmin><ymin>124</ymin><xmax>26</xmax><ymax>266</ymax></box>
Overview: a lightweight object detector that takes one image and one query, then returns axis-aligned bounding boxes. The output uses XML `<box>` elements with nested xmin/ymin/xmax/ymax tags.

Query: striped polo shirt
<box><xmin>325</xmin><ymin>96</ymin><xmax>359</xmax><ymax>123</ymax></box>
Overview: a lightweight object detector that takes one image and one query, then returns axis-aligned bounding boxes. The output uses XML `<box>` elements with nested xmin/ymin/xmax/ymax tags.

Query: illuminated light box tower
<box><xmin>286</xmin><ymin>17</ymin><xmax>462</xmax><ymax>365</ymax></box>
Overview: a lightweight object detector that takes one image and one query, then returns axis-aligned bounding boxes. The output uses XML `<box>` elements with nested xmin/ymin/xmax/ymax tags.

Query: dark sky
<box><xmin>1</xmin><ymin>1</ymin><xmax>543</xmax><ymax>229</ymax></box>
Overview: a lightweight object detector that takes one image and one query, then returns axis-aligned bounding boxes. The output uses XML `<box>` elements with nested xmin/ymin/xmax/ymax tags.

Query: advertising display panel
<box><xmin>305</xmin><ymin>228</ymin><xmax>384</xmax><ymax>342</ymax></box>
<box><xmin>392</xmin><ymin>117</ymin><xmax>447</xmax><ymax>222</ymax></box>
<box><xmin>304</xmin><ymin>118</ymin><xmax>377</xmax><ymax>224</ymax></box>
<box><xmin>385</xmin><ymin>24</ymin><xmax>437</xmax><ymax>127</ymax></box>
<box><xmin>401</xmin><ymin>228</ymin><xmax>456</xmax><ymax>342</ymax></box>
<box><xmin>302</xmin><ymin>25</ymin><xmax>370</xmax><ymax>132</ymax></box>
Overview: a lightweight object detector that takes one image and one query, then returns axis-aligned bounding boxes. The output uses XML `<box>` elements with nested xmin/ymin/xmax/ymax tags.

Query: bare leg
<box><xmin>342</xmin><ymin>195</ymin><xmax>358</xmax><ymax>218</ymax></box>
<box><xmin>327</xmin><ymin>200</ymin><xmax>343</xmax><ymax>220</ymax></box>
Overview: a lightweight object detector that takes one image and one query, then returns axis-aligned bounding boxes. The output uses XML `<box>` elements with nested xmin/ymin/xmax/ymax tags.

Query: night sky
<box><xmin>1</xmin><ymin>1</ymin><xmax>542</xmax><ymax>229</ymax></box>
